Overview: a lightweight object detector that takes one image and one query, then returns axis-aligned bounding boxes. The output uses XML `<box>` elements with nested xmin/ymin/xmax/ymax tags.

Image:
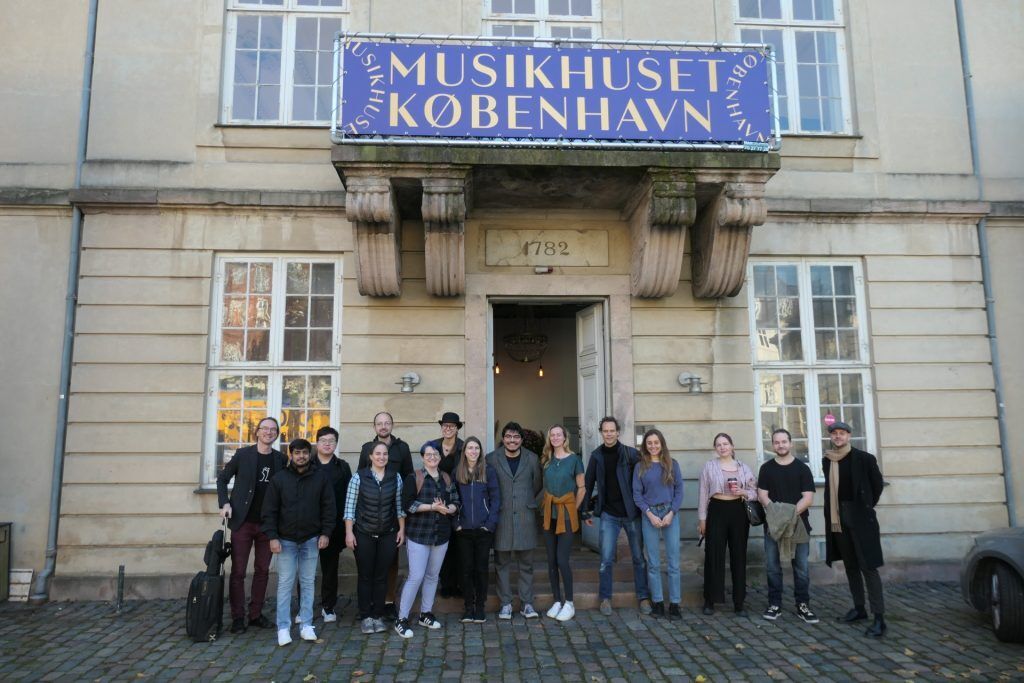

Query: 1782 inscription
<box><xmin>485</xmin><ymin>229</ymin><xmax>609</xmax><ymax>267</ymax></box>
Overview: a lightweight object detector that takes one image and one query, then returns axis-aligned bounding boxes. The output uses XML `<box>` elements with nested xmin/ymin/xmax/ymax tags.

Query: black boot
<box><xmin>839</xmin><ymin>607</ymin><xmax>868</xmax><ymax>622</ymax></box>
<box><xmin>865</xmin><ymin>614</ymin><xmax>887</xmax><ymax>637</ymax></box>
<box><xmin>650</xmin><ymin>601</ymin><xmax>665</xmax><ymax>617</ymax></box>
<box><xmin>668</xmin><ymin>603</ymin><xmax>682</xmax><ymax>620</ymax></box>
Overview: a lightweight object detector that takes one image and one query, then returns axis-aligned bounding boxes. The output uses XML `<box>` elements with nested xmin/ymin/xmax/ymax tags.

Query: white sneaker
<box><xmin>521</xmin><ymin>603</ymin><xmax>539</xmax><ymax>619</ymax></box>
<box><xmin>556</xmin><ymin>601</ymin><xmax>575</xmax><ymax>621</ymax></box>
<box><xmin>277</xmin><ymin>628</ymin><xmax>292</xmax><ymax>646</ymax></box>
<box><xmin>299</xmin><ymin>625</ymin><xmax>317</xmax><ymax>641</ymax></box>
<box><xmin>294</xmin><ymin>614</ymin><xmax>302</xmax><ymax>624</ymax></box>
<box><xmin>498</xmin><ymin>604</ymin><xmax>513</xmax><ymax>620</ymax></box>
<box><xmin>546</xmin><ymin>601</ymin><xmax>563</xmax><ymax>619</ymax></box>
<box><xmin>322</xmin><ymin>608</ymin><xmax>337</xmax><ymax>623</ymax></box>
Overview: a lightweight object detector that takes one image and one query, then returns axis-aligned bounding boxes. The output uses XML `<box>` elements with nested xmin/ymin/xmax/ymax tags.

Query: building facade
<box><xmin>0</xmin><ymin>0</ymin><xmax>1021</xmax><ymax>599</ymax></box>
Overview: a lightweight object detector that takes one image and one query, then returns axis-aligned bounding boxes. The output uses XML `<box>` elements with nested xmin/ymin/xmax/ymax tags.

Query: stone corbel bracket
<box><xmin>624</xmin><ymin>169</ymin><xmax>696</xmax><ymax>298</ymax></box>
<box><xmin>422</xmin><ymin>169</ymin><xmax>472</xmax><ymax>297</ymax></box>
<box><xmin>344</xmin><ymin>172</ymin><xmax>402</xmax><ymax>297</ymax></box>
<box><xmin>690</xmin><ymin>172</ymin><xmax>771</xmax><ymax>299</ymax></box>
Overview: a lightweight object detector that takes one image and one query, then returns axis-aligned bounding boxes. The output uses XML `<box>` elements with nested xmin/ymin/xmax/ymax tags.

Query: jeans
<box><xmin>640</xmin><ymin>505</ymin><xmax>681</xmax><ymax>604</ymax></box>
<box><xmin>764</xmin><ymin>531</ymin><xmax>810</xmax><ymax>606</ymax></box>
<box><xmin>399</xmin><ymin>540</ymin><xmax>449</xmax><ymax>619</ymax></box>
<box><xmin>598</xmin><ymin>514</ymin><xmax>649</xmax><ymax>601</ymax></box>
<box><xmin>275</xmin><ymin>537</ymin><xmax>319</xmax><ymax>631</ymax></box>
<box><xmin>229</xmin><ymin>520</ymin><xmax>272</xmax><ymax>621</ymax></box>
<box><xmin>457</xmin><ymin>529</ymin><xmax>493</xmax><ymax>613</ymax></box>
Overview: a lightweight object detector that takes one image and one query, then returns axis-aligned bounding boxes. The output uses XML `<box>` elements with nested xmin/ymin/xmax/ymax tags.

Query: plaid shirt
<box><xmin>343</xmin><ymin>470</ymin><xmax>405</xmax><ymax>522</ymax></box>
<box><xmin>403</xmin><ymin>469</ymin><xmax>460</xmax><ymax>546</ymax></box>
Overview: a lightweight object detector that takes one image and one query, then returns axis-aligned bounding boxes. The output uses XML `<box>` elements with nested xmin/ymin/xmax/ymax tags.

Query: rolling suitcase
<box><xmin>185</xmin><ymin>519</ymin><xmax>231</xmax><ymax>642</ymax></box>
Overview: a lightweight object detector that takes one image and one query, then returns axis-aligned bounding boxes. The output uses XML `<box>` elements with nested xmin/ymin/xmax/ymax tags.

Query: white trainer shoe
<box><xmin>546</xmin><ymin>602</ymin><xmax>563</xmax><ymax>619</ymax></box>
<box><xmin>277</xmin><ymin>628</ymin><xmax>292</xmax><ymax>646</ymax></box>
<box><xmin>556</xmin><ymin>601</ymin><xmax>575</xmax><ymax>621</ymax></box>
<box><xmin>299</xmin><ymin>625</ymin><xmax>317</xmax><ymax>641</ymax></box>
<box><xmin>322</xmin><ymin>608</ymin><xmax>338</xmax><ymax>623</ymax></box>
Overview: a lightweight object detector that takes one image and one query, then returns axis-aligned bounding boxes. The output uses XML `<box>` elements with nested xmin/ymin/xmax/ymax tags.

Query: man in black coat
<box><xmin>822</xmin><ymin>421</ymin><xmax>886</xmax><ymax>637</ymax></box>
<box><xmin>216</xmin><ymin>416</ymin><xmax>287</xmax><ymax>634</ymax></box>
<box><xmin>357</xmin><ymin>411</ymin><xmax>414</xmax><ymax>619</ymax></box>
<box><xmin>262</xmin><ymin>438</ymin><xmax>336</xmax><ymax>646</ymax></box>
<box><xmin>312</xmin><ymin>425</ymin><xmax>352</xmax><ymax>623</ymax></box>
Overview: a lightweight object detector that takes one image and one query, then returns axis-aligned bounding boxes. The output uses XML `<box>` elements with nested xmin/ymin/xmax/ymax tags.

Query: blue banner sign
<box><xmin>337</xmin><ymin>37</ymin><xmax>774</xmax><ymax>147</ymax></box>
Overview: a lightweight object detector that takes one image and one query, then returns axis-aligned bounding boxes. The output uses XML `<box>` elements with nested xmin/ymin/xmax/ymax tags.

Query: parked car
<box><xmin>961</xmin><ymin>527</ymin><xmax>1024</xmax><ymax>643</ymax></box>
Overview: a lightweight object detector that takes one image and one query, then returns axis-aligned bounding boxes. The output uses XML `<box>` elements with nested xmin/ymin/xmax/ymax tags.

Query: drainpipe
<box><xmin>29</xmin><ymin>0</ymin><xmax>99</xmax><ymax>603</ymax></box>
<box><xmin>953</xmin><ymin>0</ymin><xmax>1015</xmax><ymax>527</ymax></box>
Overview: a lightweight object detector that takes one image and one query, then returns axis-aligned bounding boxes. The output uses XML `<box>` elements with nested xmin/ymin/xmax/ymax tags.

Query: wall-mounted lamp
<box><xmin>538</xmin><ymin>363</ymin><xmax>544</xmax><ymax>378</ymax></box>
<box><xmin>678</xmin><ymin>371</ymin><xmax>706</xmax><ymax>394</ymax></box>
<box><xmin>397</xmin><ymin>371</ymin><xmax>421</xmax><ymax>393</ymax></box>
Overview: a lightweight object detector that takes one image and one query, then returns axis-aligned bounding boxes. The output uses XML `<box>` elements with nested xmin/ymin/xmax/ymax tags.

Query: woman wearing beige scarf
<box><xmin>822</xmin><ymin>421</ymin><xmax>887</xmax><ymax>638</ymax></box>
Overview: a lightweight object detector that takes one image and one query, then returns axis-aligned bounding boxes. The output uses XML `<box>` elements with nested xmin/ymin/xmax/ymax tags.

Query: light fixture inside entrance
<box><xmin>538</xmin><ymin>363</ymin><xmax>544</xmax><ymax>378</ymax></box>
<box><xmin>503</xmin><ymin>331</ymin><xmax>548</xmax><ymax>363</ymax></box>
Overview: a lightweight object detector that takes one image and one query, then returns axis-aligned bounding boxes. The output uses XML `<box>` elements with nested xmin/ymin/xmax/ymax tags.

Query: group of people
<box><xmin>216</xmin><ymin>410</ymin><xmax>888</xmax><ymax>647</ymax></box>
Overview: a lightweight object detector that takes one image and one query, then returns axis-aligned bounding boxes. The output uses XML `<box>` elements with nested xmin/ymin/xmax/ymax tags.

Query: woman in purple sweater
<box><xmin>632</xmin><ymin>429</ymin><xmax>684</xmax><ymax>619</ymax></box>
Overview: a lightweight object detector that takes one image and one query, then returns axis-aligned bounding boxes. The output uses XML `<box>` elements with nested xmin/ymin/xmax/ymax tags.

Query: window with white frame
<box><xmin>736</xmin><ymin>0</ymin><xmax>851</xmax><ymax>134</ymax></box>
<box><xmin>748</xmin><ymin>260</ymin><xmax>875</xmax><ymax>478</ymax></box>
<box><xmin>485</xmin><ymin>0</ymin><xmax>601</xmax><ymax>41</ymax></box>
<box><xmin>222</xmin><ymin>0</ymin><xmax>347</xmax><ymax>125</ymax></box>
<box><xmin>203</xmin><ymin>256</ymin><xmax>342</xmax><ymax>486</ymax></box>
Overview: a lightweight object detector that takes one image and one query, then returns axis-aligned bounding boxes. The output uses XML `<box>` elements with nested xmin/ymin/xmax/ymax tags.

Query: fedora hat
<box><xmin>438</xmin><ymin>411</ymin><xmax>463</xmax><ymax>429</ymax></box>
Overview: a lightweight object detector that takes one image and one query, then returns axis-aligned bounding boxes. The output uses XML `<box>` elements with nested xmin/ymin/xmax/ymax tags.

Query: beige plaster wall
<box><xmin>0</xmin><ymin>2</ymin><xmax>87</xmax><ymax>188</ymax></box>
<box><xmin>987</xmin><ymin>219</ymin><xmax>1024</xmax><ymax>526</ymax></box>
<box><xmin>0</xmin><ymin>210</ymin><xmax>72</xmax><ymax>573</ymax></box>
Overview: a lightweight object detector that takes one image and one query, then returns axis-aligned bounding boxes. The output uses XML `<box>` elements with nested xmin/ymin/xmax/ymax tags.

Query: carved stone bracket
<box><xmin>624</xmin><ymin>169</ymin><xmax>696</xmax><ymax>298</ymax></box>
<box><xmin>344</xmin><ymin>172</ymin><xmax>402</xmax><ymax>297</ymax></box>
<box><xmin>690</xmin><ymin>178</ymin><xmax>768</xmax><ymax>298</ymax></box>
<box><xmin>421</xmin><ymin>169</ymin><xmax>471</xmax><ymax>297</ymax></box>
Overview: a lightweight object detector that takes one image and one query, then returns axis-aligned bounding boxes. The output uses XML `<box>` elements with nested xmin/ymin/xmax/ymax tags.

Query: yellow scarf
<box><xmin>542</xmin><ymin>491</ymin><xmax>579</xmax><ymax>534</ymax></box>
<box><xmin>824</xmin><ymin>444</ymin><xmax>852</xmax><ymax>532</ymax></box>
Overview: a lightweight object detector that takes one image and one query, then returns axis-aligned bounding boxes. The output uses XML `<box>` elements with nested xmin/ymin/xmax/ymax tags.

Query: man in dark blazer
<box><xmin>822</xmin><ymin>421</ymin><xmax>886</xmax><ymax>637</ymax></box>
<box><xmin>217</xmin><ymin>416</ymin><xmax>287</xmax><ymax>634</ymax></box>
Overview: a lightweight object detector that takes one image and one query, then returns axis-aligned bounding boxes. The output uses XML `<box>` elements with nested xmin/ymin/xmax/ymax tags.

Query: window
<box><xmin>748</xmin><ymin>260</ymin><xmax>874</xmax><ymax>477</ymax></box>
<box><xmin>736</xmin><ymin>0</ymin><xmax>851</xmax><ymax>134</ymax></box>
<box><xmin>485</xmin><ymin>0</ymin><xmax>600</xmax><ymax>41</ymax></box>
<box><xmin>203</xmin><ymin>256</ymin><xmax>342</xmax><ymax>485</ymax></box>
<box><xmin>222</xmin><ymin>0</ymin><xmax>347</xmax><ymax>125</ymax></box>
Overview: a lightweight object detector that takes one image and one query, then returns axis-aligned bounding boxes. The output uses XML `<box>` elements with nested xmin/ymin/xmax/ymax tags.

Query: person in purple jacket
<box><xmin>632</xmin><ymin>429</ymin><xmax>684</xmax><ymax>619</ymax></box>
<box><xmin>453</xmin><ymin>436</ymin><xmax>501</xmax><ymax>623</ymax></box>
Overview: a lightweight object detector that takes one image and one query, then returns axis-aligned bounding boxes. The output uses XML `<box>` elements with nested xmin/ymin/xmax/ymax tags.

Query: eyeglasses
<box><xmin>317</xmin><ymin>438</ymin><xmax>337</xmax><ymax>445</ymax></box>
<box><xmin>423</xmin><ymin>451</ymin><xmax>441</xmax><ymax>458</ymax></box>
<box><xmin>257</xmin><ymin>427</ymin><xmax>278</xmax><ymax>433</ymax></box>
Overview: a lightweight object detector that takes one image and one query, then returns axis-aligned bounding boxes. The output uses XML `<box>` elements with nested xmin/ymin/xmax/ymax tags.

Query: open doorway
<box><xmin>487</xmin><ymin>299</ymin><xmax>608</xmax><ymax>460</ymax></box>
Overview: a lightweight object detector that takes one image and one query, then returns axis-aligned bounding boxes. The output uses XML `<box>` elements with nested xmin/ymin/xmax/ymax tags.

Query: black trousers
<box><xmin>353</xmin><ymin>530</ymin><xmax>397</xmax><ymax>619</ymax></box>
<box><xmin>440</xmin><ymin>532</ymin><xmax>462</xmax><ymax>595</ymax></box>
<box><xmin>457</xmin><ymin>528</ymin><xmax>493</xmax><ymax>613</ymax></box>
<box><xmin>834</xmin><ymin>502</ymin><xmax>885</xmax><ymax>615</ymax></box>
<box><xmin>703</xmin><ymin>497</ymin><xmax>749</xmax><ymax>608</ymax></box>
<box><xmin>544</xmin><ymin>529</ymin><xmax>574</xmax><ymax>603</ymax></box>
<box><xmin>318</xmin><ymin>528</ymin><xmax>344</xmax><ymax>611</ymax></box>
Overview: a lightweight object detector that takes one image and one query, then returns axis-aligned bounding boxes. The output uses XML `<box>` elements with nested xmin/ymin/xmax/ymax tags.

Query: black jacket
<box><xmin>823</xmin><ymin>446</ymin><xmax>885</xmax><ymax>570</ymax></box>
<box><xmin>216</xmin><ymin>444</ymin><xmax>287</xmax><ymax>531</ymax></box>
<box><xmin>358</xmin><ymin>435</ymin><xmax>414</xmax><ymax>479</ymax></box>
<box><xmin>313</xmin><ymin>455</ymin><xmax>352</xmax><ymax>532</ymax></box>
<box><xmin>261</xmin><ymin>464</ymin><xmax>336</xmax><ymax>543</ymax></box>
<box><xmin>584</xmin><ymin>442</ymin><xmax>642</xmax><ymax>520</ymax></box>
<box><xmin>353</xmin><ymin>468</ymin><xmax>401</xmax><ymax>535</ymax></box>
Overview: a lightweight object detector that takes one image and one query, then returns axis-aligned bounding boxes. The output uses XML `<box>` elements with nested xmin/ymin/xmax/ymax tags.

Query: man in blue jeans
<box><xmin>583</xmin><ymin>416</ymin><xmax>652</xmax><ymax>616</ymax></box>
<box><xmin>262</xmin><ymin>438</ymin><xmax>336</xmax><ymax>646</ymax></box>
<box><xmin>756</xmin><ymin>428</ymin><xmax>819</xmax><ymax>624</ymax></box>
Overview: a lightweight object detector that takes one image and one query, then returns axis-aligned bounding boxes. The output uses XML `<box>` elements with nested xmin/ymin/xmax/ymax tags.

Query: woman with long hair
<box><xmin>393</xmin><ymin>443</ymin><xmax>460</xmax><ymax>638</ymax></box>
<box><xmin>698</xmin><ymin>432</ymin><xmax>757</xmax><ymax>616</ymax></box>
<box><xmin>454</xmin><ymin>436</ymin><xmax>501</xmax><ymax>623</ymax></box>
<box><xmin>540</xmin><ymin>424</ymin><xmax>585</xmax><ymax>621</ymax></box>
<box><xmin>632</xmin><ymin>429</ymin><xmax>684</xmax><ymax>619</ymax></box>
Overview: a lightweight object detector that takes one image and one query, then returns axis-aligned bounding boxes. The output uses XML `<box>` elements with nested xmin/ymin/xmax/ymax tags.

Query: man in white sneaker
<box><xmin>756</xmin><ymin>428</ymin><xmax>819</xmax><ymax>625</ymax></box>
<box><xmin>262</xmin><ymin>438</ymin><xmax>336</xmax><ymax>646</ymax></box>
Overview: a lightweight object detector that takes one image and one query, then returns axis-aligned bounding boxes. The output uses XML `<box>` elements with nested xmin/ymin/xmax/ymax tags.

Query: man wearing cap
<box><xmin>822</xmin><ymin>421</ymin><xmax>886</xmax><ymax>637</ymax></box>
<box><xmin>428</xmin><ymin>412</ymin><xmax>465</xmax><ymax>599</ymax></box>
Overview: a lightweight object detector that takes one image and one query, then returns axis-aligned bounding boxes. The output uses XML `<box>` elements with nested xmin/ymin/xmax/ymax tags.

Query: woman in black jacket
<box><xmin>454</xmin><ymin>436</ymin><xmax>501</xmax><ymax>623</ymax></box>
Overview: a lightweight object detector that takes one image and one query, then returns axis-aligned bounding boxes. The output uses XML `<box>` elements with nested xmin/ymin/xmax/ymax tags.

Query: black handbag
<box><xmin>745</xmin><ymin>500</ymin><xmax>765</xmax><ymax>527</ymax></box>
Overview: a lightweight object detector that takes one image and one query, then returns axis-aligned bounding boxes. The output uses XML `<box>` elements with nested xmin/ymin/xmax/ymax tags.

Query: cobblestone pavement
<box><xmin>1</xmin><ymin>582</ymin><xmax>1021</xmax><ymax>682</ymax></box>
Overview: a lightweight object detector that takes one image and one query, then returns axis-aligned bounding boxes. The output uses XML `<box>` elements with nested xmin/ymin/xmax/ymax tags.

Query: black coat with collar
<box><xmin>822</xmin><ymin>446</ymin><xmax>885</xmax><ymax>570</ymax></box>
<box><xmin>216</xmin><ymin>444</ymin><xmax>287</xmax><ymax>531</ymax></box>
<box><xmin>584</xmin><ymin>441</ymin><xmax>641</xmax><ymax>520</ymax></box>
<box><xmin>358</xmin><ymin>435</ymin><xmax>414</xmax><ymax>479</ymax></box>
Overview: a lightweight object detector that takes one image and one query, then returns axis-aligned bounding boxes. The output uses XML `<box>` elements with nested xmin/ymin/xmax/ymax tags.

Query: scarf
<box><xmin>824</xmin><ymin>444</ymin><xmax>852</xmax><ymax>532</ymax></box>
<box><xmin>542</xmin><ymin>491</ymin><xmax>579</xmax><ymax>534</ymax></box>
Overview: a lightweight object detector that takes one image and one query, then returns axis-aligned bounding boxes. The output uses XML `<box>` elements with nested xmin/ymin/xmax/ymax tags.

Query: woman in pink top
<box><xmin>697</xmin><ymin>432</ymin><xmax>757</xmax><ymax>616</ymax></box>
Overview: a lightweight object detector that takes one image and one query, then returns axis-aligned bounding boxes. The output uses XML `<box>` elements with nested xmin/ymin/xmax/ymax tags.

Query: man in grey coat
<box><xmin>486</xmin><ymin>421</ymin><xmax>543</xmax><ymax>620</ymax></box>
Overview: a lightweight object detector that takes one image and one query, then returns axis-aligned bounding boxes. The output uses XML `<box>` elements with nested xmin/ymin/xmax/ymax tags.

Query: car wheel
<box><xmin>991</xmin><ymin>563</ymin><xmax>1024</xmax><ymax>643</ymax></box>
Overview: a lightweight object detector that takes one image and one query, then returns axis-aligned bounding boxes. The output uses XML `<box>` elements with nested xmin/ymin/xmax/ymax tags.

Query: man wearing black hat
<box><xmin>429</xmin><ymin>412</ymin><xmax>465</xmax><ymax>598</ymax></box>
<box><xmin>822</xmin><ymin>421</ymin><xmax>887</xmax><ymax>637</ymax></box>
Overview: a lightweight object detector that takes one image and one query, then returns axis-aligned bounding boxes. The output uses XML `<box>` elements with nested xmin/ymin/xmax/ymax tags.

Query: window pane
<box><xmin>310</xmin><ymin>375</ymin><xmax>332</xmax><ymax>408</ymax></box>
<box><xmin>778</xmin><ymin>297</ymin><xmax>800</xmax><ymax>327</ymax></box>
<box><xmin>815</xmin><ymin>0</ymin><xmax>835</xmax><ymax>20</ymax></box>
<box><xmin>815</xmin><ymin>330</ymin><xmax>837</xmax><ymax>360</ymax></box>
<box><xmin>753</xmin><ymin>265</ymin><xmax>776</xmax><ymax>297</ymax></box>
<box><xmin>259</xmin><ymin>15</ymin><xmax>283</xmax><ymax>49</ymax></box>
<box><xmin>833</xmin><ymin>265</ymin><xmax>854</xmax><ymax>296</ymax></box>
<box><xmin>837</xmin><ymin>329</ymin><xmax>859</xmax><ymax>360</ymax></box>
<box><xmin>776</xmin><ymin>265</ymin><xmax>798</xmax><ymax>296</ymax></box>
<box><xmin>550</xmin><ymin>0</ymin><xmax>568</xmax><ymax>14</ymax></box>
<box><xmin>309</xmin><ymin>330</ymin><xmax>332</xmax><ymax>361</ymax></box>
<box><xmin>285</xmin><ymin>296</ymin><xmax>309</xmax><ymax>326</ymax></box>
<box><xmin>755</xmin><ymin>298</ymin><xmax>778</xmax><ymax>328</ymax></box>
<box><xmin>310</xmin><ymin>297</ymin><xmax>334</xmax><ymax>326</ymax></box>
<box><xmin>293</xmin><ymin>87</ymin><xmax>315</xmax><ymax>120</ymax></box>
<box><xmin>783</xmin><ymin>373</ymin><xmax>806</xmax><ymax>404</ymax></box>
<box><xmin>246</xmin><ymin>329</ymin><xmax>270</xmax><ymax>360</ymax></box>
<box><xmin>283</xmin><ymin>329</ymin><xmax>309</xmax><ymax>361</ymax></box>
<box><xmin>251</xmin><ymin>263</ymin><xmax>273</xmax><ymax>292</ymax></box>
<box><xmin>279</xmin><ymin>375</ymin><xmax>333</xmax><ymax>444</ymax></box>
<box><xmin>312</xmin><ymin>263</ymin><xmax>335</xmax><ymax>294</ymax></box>
<box><xmin>812</xmin><ymin>298</ymin><xmax>835</xmax><ymax>328</ymax></box>
<box><xmin>248</xmin><ymin>296</ymin><xmax>272</xmax><ymax>328</ymax></box>
<box><xmin>294</xmin><ymin>52</ymin><xmax>316</xmax><ymax>87</ymax></box>
<box><xmin>571</xmin><ymin>0</ymin><xmax>593</xmax><ymax>16</ymax></box>
<box><xmin>842</xmin><ymin>373</ymin><xmax>863</xmax><ymax>403</ymax></box>
<box><xmin>835</xmin><ymin>297</ymin><xmax>856</xmax><ymax>327</ymax></box>
<box><xmin>762</xmin><ymin>0</ymin><xmax>781</xmax><ymax>19</ymax></box>
<box><xmin>738</xmin><ymin>0</ymin><xmax>759</xmax><ymax>18</ymax></box>
<box><xmin>256</xmin><ymin>85</ymin><xmax>280</xmax><ymax>119</ymax></box>
<box><xmin>287</xmin><ymin>262</ymin><xmax>311</xmax><ymax>293</ymax></box>
<box><xmin>236</xmin><ymin>15</ymin><xmax>259</xmax><ymax>50</ymax></box>
<box><xmin>794</xmin><ymin>0</ymin><xmax>813</xmax><ymax>20</ymax></box>
<box><xmin>493</xmin><ymin>0</ymin><xmax>513</xmax><ymax>12</ymax></box>
<box><xmin>810</xmin><ymin>265</ymin><xmax>831</xmax><ymax>295</ymax></box>
<box><xmin>282</xmin><ymin>374</ymin><xmax>306</xmax><ymax>408</ymax></box>
<box><xmin>516</xmin><ymin>0</ymin><xmax>535</xmax><ymax>12</ymax></box>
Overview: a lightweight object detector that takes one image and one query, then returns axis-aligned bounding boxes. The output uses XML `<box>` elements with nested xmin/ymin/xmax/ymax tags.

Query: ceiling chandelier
<box><xmin>503</xmin><ymin>331</ymin><xmax>548</xmax><ymax>363</ymax></box>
